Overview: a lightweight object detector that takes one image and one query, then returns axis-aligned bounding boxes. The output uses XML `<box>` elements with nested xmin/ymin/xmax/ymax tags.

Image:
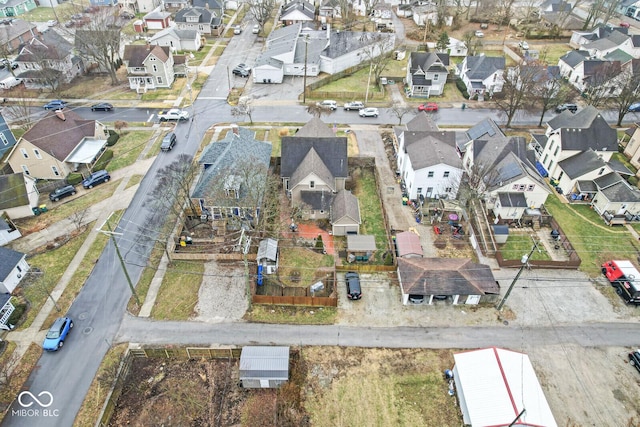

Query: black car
<box><xmin>161</xmin><ymin>132</ymin><xmax>177</xmax><ymax>151</ymax></box>
<box><xmin>345</xmin><ymin>271</ymin><xmax>362</xmax><ymax>300</ymax></box>
<box><xmin>629</xmin><ymin>350</ymin><xmax>640</xmax><ymax>373</ymax></box>
<box><xmin>49</xmin><ymin>184</ymin><xmax>76</xmax><ymax>202</ymax></box>
<box><xmin>555</xmin><ymin>103</ymin><xmax>578</xmax><ymax>113</ymax></box>
<box><xmin>91</xmin><ymin>102</ymin><xmax>114</xmax><ymax>112</ymax></box>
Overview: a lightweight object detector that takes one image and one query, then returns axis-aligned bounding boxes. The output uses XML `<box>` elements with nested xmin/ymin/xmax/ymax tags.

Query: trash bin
<box><xmin>38</xmin><ymin>204</ymin><xmax>48</xmax><ymax>213</ymax></box>
<box><xmin>402</xmin><ymin>197</ymin><xmax>408</xmax><ymax>206</ymax></box>
<box><xmin>462</xmin><ymin>103</ymin><xmax>466</xmax><ymax>110</ymax></box>
<box><xmin>32</xmin><ymin>207</ymin><xmax>41</xmax><ymax>216</ymax></box>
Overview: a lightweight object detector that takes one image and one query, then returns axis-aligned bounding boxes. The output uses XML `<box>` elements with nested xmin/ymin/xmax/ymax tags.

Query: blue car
<box><xmin>42</xmin><ymin>317</ymin><xmax>73</xmax><ymax>351</ymax></box>
<box><xmin>629</xmin><ymin>103</ymin><xmax>640</xmax><ymax>112</ymax></box>
<box><xmin>43</xmin><ymin>100</ymin><xmax>67</xmax><ymax>110</ymax></box>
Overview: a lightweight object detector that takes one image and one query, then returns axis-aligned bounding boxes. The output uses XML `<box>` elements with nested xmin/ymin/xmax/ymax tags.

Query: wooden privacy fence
<box><xmin>252</xmin><ymin>294</ymin><xmax>337</xmax><ymax>307</ymax></box>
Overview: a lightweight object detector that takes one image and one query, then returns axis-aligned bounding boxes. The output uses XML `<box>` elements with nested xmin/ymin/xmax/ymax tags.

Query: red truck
<box><xmin>601</xmin><ymin>260</ymin><xmax>640</xmax><ymax>304</ymax></box>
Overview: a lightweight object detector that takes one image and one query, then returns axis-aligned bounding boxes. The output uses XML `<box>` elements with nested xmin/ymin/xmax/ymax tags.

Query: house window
<box><xmin>427</xmin><ymin>171</ymin><xmax>434</xmax><ymax>178</ymax></box>
<box><xmin>33</xmin><ymin>149</ymin><xmax>42</xmax><ymax>159</ymax></box>
<box><xmin>445</xmin><ymin>187</ymin><xmax>452</xmax><ymax>193</ymax></box>
<box><xmin>443</xmin><ymin>171</ymin><xmax>450</xmax><ymax>178</ymax></box>
<box><xmin>543</xmin><ymin>154</ymin><xmax>548</xmax><ymax>164</ymax></box>
<box><xmin>599</xmin><ymin>167</ymin><xmax>605</xmax><ymax>175</ymax></box>
<box><xmin>609</xmin><ymin>86</ymin><xmax>615</xmax><ymax>94</ymax></box>
<box><xmin>310</xmin><ymin>181</ymin><xmax>315</xmax><ymax>188</ymax></box>
<box><xmin>527</xmin><ymin>184</ymin><xmax>535</xmax><ymax>191</ymax></box>
<box><xmin>553</xmin><ymin>146</ymin><xmax>559</xmax><ymax>156</ymax></box>
<box><xmin>416</xmin><ymin>187</ymin><xmax>422</xmax><ymax>195</ymax></box>
<box><xmin>518</xmin><ymin>184</ymin><xmax>525</xmax><ymax>191</ymax></box>
<box><xmin>0</xmin><ymin>133</ymin><xmax>7</xmax><ymax>146</ymax></box>
<box><xmin>156</xmin><ymin>76</ymin><xmax>163</xmax><ymax>85</ymax></box>
<box><xmin>51</xmin><ymin>166</ymin><xmax>59</xmax><ymax>176</ymax></box>
<box><xmin>21</xmin><ymin>165</ymin><xmax>29</xmax><ymax>175</ymax></box>
<box><xmin>16</xmin><ymin>265</ymin><xmax>21</xmax><ymax>273</ymax></box>
<box><xmin>426</xmin><ymin>187</ymin><xmax>433</xmax><ymax>197</ymax></box>
<box><xmin>433</xmin><ymin>74</ymin><xmax>438</xmax><ymax>81</ymax></box>
<box><xmin>20</xmin><ymin>148</ymin><xmax>28</xmax><ymax>158</ymax></box>
<box><xmin>152</xmin><ymin>64</ymin><xmax>158</xmax><ymax>72</ymax></box>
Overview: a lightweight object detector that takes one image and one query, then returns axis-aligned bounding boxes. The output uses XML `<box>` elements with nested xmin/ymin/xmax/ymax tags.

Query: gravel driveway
<box><xmin>192</xmin><ymin>260</ymin><xmax>248</xmax><ymax>322</ymax></box>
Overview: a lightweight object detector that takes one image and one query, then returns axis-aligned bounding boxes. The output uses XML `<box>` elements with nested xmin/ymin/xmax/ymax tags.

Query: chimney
<box><xmin>55</xmin><ymin>110</ymin><xmax>66</xmax><ymax>121</ymax></box>
<box><xmin>231</xmin><ymin>123</ymin><xmax>239</xmax><ymax>136</ymax></box>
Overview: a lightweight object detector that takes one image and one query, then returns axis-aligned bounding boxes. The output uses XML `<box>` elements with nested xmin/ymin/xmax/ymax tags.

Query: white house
<box><xmin>149</xmin><ymin>27</ymin><xmax>202</xmax><ymax>51</ymax></box>
<box><xmin>0</xmin><ymin>247</ymin><xmax>29</xmax><ymax>294</ymax></box>
<box><xmin>0</xmin><ymin>217</ymin><xmax>21</xmax><ymax>246</ymax></box>
<box><xmin>558</xmin><ymin>50</ymin><xmax>622</xmax><ymax>95</ymax></box>
<box><xmin>123</xmin><ymin>44</ymin><xmax>176</xmax><ymax>91</ymax></box>
<box><xmin>457</xmin><ymin>55</ymin><xmax>505</xmax><ymax>98</ymax></box>
<box><xmin>405</xmin><ymin>52</ymin><xmax>449</xmax><ymax>97</ymax></box>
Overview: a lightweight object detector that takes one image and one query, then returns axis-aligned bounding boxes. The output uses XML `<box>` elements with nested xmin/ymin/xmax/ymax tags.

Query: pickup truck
<box><xmin>157</xmin><ymin>108</ymin><xmax>189</xmax><ymax>122</ymax></box>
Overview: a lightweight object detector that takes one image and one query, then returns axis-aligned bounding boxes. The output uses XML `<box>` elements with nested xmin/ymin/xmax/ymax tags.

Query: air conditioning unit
<box><xmin>266</xmin><ymin>265</ymin><xmax>276</xmax><ymax>275</ymax></box>
<box><xmin>200</xmin><ymin>215</ymin><xmax>208</xmax><ymax>221</ymax></box>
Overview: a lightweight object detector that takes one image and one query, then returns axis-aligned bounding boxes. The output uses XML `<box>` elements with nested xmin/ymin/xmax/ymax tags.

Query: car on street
<box><xmin>234</xmin><ymin>25</ymin><xmax>242</xmax><ymax>34</ymax></box>
<box><xmin>232</xmin><ymin>65</ymin><xmax>250</xmax><ymax>77</ymax></box>
<box><xmin>317</xmin><ymin>100</ymin><xmax>337</xmax><ymax>110</ymax></box>
<box><xmin>418</xmin><ymin>102</ymin><xmax>438</xmax><ymax>112</ymax></box>
<box><xmin>555</xmin><ymin>103</ymin><xmax>578</xmax><ymax>113</ymax></box>
<box><xmin>47</xmin><ymin>19</ymin><xmax>57</xmax><ymax>27</ymax></box>
<box><xmin>359</xmin><ymin>107</ymin><xmax>379</xmax><ymax>117</ymax></box>
<box><xmin>620</xmin><ymin>21</ymin><xmax>631</xmax><ymax>28</ymax></box>
<box><xmin>161</xmin><ymin>132</ymin><xmax>177</xmax><ymax>151</ymax></box>
<box><xmin>91</xmin><ymin>102</ymin><xmax>114</xmax><ymax>112</ymax></box>
<box><xmin>475</xmin><ymin>30</ymin><xmax>484</xmax><ymax>37</ymax></box>
<box><xmin>49</xmin><ymin>184</ymin><xmax>76</xmax><ymax>202</ymax></box>
<box><xmin>518</xmin><ymin>41</ymin><xmax>529</xmax><ymax>50</ymax></box>
<box><xmin>629</xmin><ymin>349</ymin><xmax>640</xmax><ymax>373</ymax></box>
<box><xmin>44</xmin><ymin>99</ymin><xmax>67</xmax><ymax>110</ymax></box>
<box><xmin>252</xmin><ymin>24</ymin><xmax>259</xmax><ymax>34</ymax></box>
<box><xmin>82</xmin><ymin>170</ymin><xmax>110</xmax><ymax>189</ymax></box>
<box><xmin>42</xmin><ymin>317</ymin><xmax>73</xmax><ymax>351</ymax></box>
<box><xmin>345</xmin><ymin>272</ymin><xmax>362</xmax><ymax>300</ymax></box>
<box><xmin>629</xmin><ymin>102</ymin><xmax>640</xmax><ymax>112</ymax></box>
<box><xmin>344</xmin><ymin>101</ymin><xmax>365</xmax><ymax>111</ymax></box>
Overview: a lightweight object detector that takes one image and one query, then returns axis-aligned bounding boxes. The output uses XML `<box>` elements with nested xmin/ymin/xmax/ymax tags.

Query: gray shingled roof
<box><xmin>321</xmin><ymin>32</ymin><xmax>393</xmax><ymax>59</ymax></box>
<box><xmin>22</xmin><ymin>110</ymin><xmax>96</xmax><ymax>161</ymax></box>
<box><xmin>16</xmin><ymin>31</ymin><xmax>72</xmax><ymax>62</ymax></box>
<box><xmin>149</xmin><ymin>27</ymin><xmax>199</xmax><ymax>43</ymax></box>
<box><xmin>463</xmin><ymin>55</ymin><xmax>505</xmax><ymax>80</ymax></box>
<box><xmin>397</xmin><ymin>258</ymin><xmax>499</xmax><ymax>296</ymax></box>
<box><xmin>280</xmin><ymin>0</ymin><xmax>315</xmax><ymax>20</ymax></box>
<box><xmin>175</xmin><ymin>7</ymin><xmax>215</xmax><ymax>24</ymax></box>
<box><xmin>405</xmin><ymin>132</ymin><xmax>460</xmax><ymax>170</ymax></box>
<box><xmin>192</xmin><ymin>0</ymin><xmax>222</xmax><ymax>9</ymax></box>
<box><xmin>547</xmin><ymin>106</ymin><xmax>617</xmax><ymax>152</ymax></box>
<box><xmin>281</xmin><ymin>136</ymin><xmax>348</xmax><ymax>178</ymax></box>
<box><xmin>608</xmin><ymin>158</ymin><xmax>633</xmax><ymax>176</ymax></box>
<box><xmin>531</xmin><ymin>134</ymin><xmax>548</xmax><ymax>150</ymax></box>
<box><xmin>584</xmin><ymin>29</ymin><xmax>630</xmax><ymax>51</ymax></box>
<box><xmin>0</xmin><ymin>19</ymin><xmax>36</xmax><ymax>45</ymax></box>
<box><xmin>603</xmin><ymin>49</ymin><xmax>633</xmax><ymax>63</ymax></box>
<box><xmin>331</xmin><ymin>190</ymin><xmax>360</xmax><ymax>224</ymax></box>
<box><xmin>290</xmin><ymin>148</ymin><xmax>335</xmax><ymax>190</ymax></box>
<box><xmin>295</xmin><ymin>117</ymin><xmax>335</xmax><ymax>137</ymax></box>
<box><xmin>409</xmin><ymin>52</ymin><xmax>450</xmax><ymax>83</ymax></box>
<box><xmin>405</xmin><ymin>112</ymin><xmax>439</xmax><ymax>132</ymax></box>
<box><xmin>558</xmin><ymin>149</ymin><xmax>607</xmax><ymax>179</ymax></box>
<box><xmin>559</xmin><ymin>50</ymin><xmax>590</xmax><ymax>68</ymax></box>
<box><xmin>599</xmin><ymin>179</ymin><xmax>640</xmax><ymax>203</ymax></box>
<box><xmin>594</xmin><ymin>172</ymin><xmax>624</xmax><ymax>189</ymax></box>
<box><xmin>0</xmin><ymin>246</ymin><xmax>25</xmax><ymax>282</ymax></box>
<box><xmin>300</xmin><ymin>190</ymin><xmax>333</xmax><ymax>210</ymax></box>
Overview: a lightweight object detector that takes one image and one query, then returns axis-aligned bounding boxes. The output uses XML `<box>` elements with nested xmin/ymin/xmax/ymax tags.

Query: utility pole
<box><xmin>496</xmin><ymin>238</ymin><xmax>539</xmax><ymax>311</ymax></box>
<box><xmin>365</xmin><ymin>61</ymin><xmax>373</xmax><ymax>103</ymax></box>
<box><xmin>97</xmin><ymin>214</ymin><xmax>140</xmax><ymax>306</ymax></box>
<box><xmin>302</xmin><ymin>34</ymin><xmax>309</xmax><ymax>103</ymax></box>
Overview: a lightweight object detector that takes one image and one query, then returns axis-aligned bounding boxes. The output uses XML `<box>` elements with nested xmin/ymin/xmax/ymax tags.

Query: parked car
<box><xmin>418</xmin><ymin>102</ymin><xmax>438</xmax><ymax>112</ymax></box>
<box><xmin>629</xmin><ymin>102</ymin><xmax>640</xmax><ymax>112</ymax></box>
<box><xmin>518</xmin><ymin>40</ymin><xmax>529</xmax><ymax>50</ymax></box>
<box><xmin>344</xmin><ymin>101</ymin><xmax>365</xmax><ymax>111</ymax></box>
<box><xmin>49</xmin><ymin>184</ymin><xmax>76</xmax><ymax>202</ymax></box>
<box><xmin>161</xmin><ymin>132</ymin><xmax>177</xmax><ymax>151</ymax></box>
<box><xmin>234</xmin><ymin>25</ymin><xmax>242</xmax><ymax>35</ymax></box>
<box><xmin>409</xmin><ymin>294</ymin><xmax>425</xmax><ymax>304</ymax></box>
<box><xmin>42</xmin><ymin>317</ymin><xmax>73</xmax><ymax>351</ymax></box>
<box><xmin>629</xmin><ymin>350</ymin><xmax>640</xmax><ymax>373</ymax></box>
<box><xmin>345</xmin><ymin>272</ymin><xmax>362</xmax><ymax>300</ymax></box>
<box><xmin>91</xmin><ymin>102</ymin><xmax>113</xmax><ymax>112</ymax></box>
<box><xmin>620</xmin><ymin>22</ymin><xmax>631</xmax><ymax>28</ymax></box>
<box><xmin>555</xmin><ymin>103</ymin><xmax>578</xmax><ymax>113</ymax></box>
<box><xmin>47</xmin><ymin>19</ymin><xmax>57</xmax><ymax>27</ymax></box>
<box><xmin>232</xmin><ymin>66</ymin><xmax>250</xmax><ymax>77</ymax></box>
<box><xmin>317</xmin><ymin>100</ymin><xmax>337</xmax><ymax>110</ymax></box>
<box><xmin>252</xmin><ymin>24</ymin><xmax>259</xmax><ymax>34</ymax></box>
<box><xmin>474</xmin><ymin>30</ymin><xmax>484</xmax><ymax>37</ymax></box>
<box><xmin>82</xmin><ymin>170</ymin><xmax>110</xmax><ymax>189</ymax></box>
<box><xmin>359</xmin><ymin>107</ymin><xmax>379</xmax><ymax>117</ymax></box>
<box><xmin>44</xmin><ymin>99</ymin><xmax>67</xmax><ymax>110</ymax></box>
<box><xmin>120</xmin><ymin>11</ymin><xmax>135</xmax><ymax>19</ymax></box>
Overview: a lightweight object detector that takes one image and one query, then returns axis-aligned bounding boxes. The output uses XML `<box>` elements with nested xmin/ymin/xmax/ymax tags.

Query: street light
<box><xmin>496</xmin><ymin>238</ymin><xmax>539</xmax><ymax>311</ymax></box>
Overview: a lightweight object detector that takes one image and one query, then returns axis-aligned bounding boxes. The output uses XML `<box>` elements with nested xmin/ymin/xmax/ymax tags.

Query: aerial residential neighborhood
<box><xmin>1</xmin><ymin>0</ymin><xmax>640</xmax><ymax>425</ymax></box>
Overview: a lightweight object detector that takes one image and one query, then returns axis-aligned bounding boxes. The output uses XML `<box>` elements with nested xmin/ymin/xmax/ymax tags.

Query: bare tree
<box><xmin>336</xmin><ymin>0</ymin><xmax>357</xmax><ymax>29</ymax></box>
<box><xmin>582</xmin><ymin>62</ymin><xmax>622</xmax><ymax>108</ymax></box>
<box><xmin>608</xmin><ymin>70</ymin><xmax>640</xmax><ymax>126</ymax></box>
<box><xmin>360</xmin><ymin>33</ymin><xmax>395</xmax><ymax>83</ymax></box>
<box><xmin>3</xmin><ymin>88</ymin><xmax>35</xmax><ymax>130</ymax></box>
<box><xmin>390</xmin><ymin>105</ymin><xmax>414</xmax><ymax>125</ymax></box>
<box><xmin>531</xmin><ymin>70</ymin><xmax>575</xmax><ymax>127</ymax></box>
<box><xmin>231</xmin><ymin>96</ymin><xmax>255</xmax><ymax>124</ymax></box>
<box><xmin>245</xmin><ymin>0</ymin><xmax>275</xmax><ymax>36</ymax></box>
<box><xmin>114</xmin><ymin>120</ymin><xmax>129</xmax><ymax>135</ymax></box>
<box><xmin>493</xmin><ymin>63</ymin><xmax>539</xmax><ymax>127</ymax></box>
<box><xmin>145</xmin><ymin>154</ymin><xmax>201</xmax><ymax>232</ymax></box>
<box><xmin>67</xmin><ymin>209</ymin><xmax>88</xmax><ymax>231</ymax></box>
<box><xmin>0</xmin><ymin>348</ymin><xmax>20</xmax><ymax>392</ymax></box>
<box><xmin>363</xmin><ymin>0</ymin><xmax>381</xmax><ymax>18</ymax></box>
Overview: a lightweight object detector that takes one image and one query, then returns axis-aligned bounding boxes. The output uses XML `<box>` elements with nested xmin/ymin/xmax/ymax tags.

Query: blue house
<box><xmin>0</xmin><ymin>111</ymin><xmax>17</xmax><ymax>158</ymax></box>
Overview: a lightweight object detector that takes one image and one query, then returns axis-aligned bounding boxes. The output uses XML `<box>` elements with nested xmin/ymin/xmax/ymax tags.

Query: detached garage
<box><xmin>239</xmin><ymin>346</ymin><xmax>290</xmax><ymax>389</ymax></box>
<box><xmin>453</xmin><ymin>347</ymin><xmax>557</xmax><ymax>427</ymax></box>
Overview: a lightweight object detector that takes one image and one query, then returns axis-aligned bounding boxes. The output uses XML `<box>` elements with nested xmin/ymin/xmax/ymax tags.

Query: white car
<box><xmin>518</xmin><ymin>41</ymin><xmax>529</xmax><ymax>50</ymax></box>
<box><xmin>317</xmin><ymin>100</ymin><xmax>337</xmax><ymax>110</ymax></box>
<box><xmin>234</xmin><ymin>25</ymin><xmax>242</xmax><ymax>35</ymax></box>
<box><xmin>344</xmin><ymin>101</ymin><xmax>365</xmax><ymax>111</ymax></box>
<box><xmin>252</xmin><ymin>24</ymin><xmax>259</xmax><ymax>34</ymax></box>
<box><xmin>359</xmin><ymin>107</ymin><xmax>379</xmax><ymax>117</ymax></box>
<box><xmin>475</xmin><ymin>30</ymin><xmax>484</xmax><ymax>38</ymax></box>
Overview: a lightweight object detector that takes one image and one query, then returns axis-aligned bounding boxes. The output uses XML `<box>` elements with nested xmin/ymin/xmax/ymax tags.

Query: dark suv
<box><xmin>161</xmin><ymin>132</ymin><xmax>177</xmax><ymax>151</ymax></box>
<box><xmin>555</xmin><ymin>103</ymin><xmax>578</xmax><ymax>113</ymax></box>
<box><xmin>345</xmin><ymin>271</ymin><xmax>362</xmax><ymax>300</ymax></box>
<box><xmin>82</xmin><ymin>170</ymin><xmax>110</xmax><ymax>189</ymax></box>
<box><xmin>629</xmin><ymin>350</ymin><xmax>640</xmax><ymax>373</ymax></box>
<box><xmin>49</xmin><ymin>184</ymin><xmax>76</xmax><ymax>202</ymax></box>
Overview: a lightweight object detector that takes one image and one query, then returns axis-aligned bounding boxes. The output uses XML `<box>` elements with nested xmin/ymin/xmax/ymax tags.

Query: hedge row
<box><xmin>455</xmin><ymin>78</ymin><xmax>469</xmax><ymax>99</ymax></box>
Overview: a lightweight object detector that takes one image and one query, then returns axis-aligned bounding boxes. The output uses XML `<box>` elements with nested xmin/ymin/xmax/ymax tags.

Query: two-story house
<box><xmin>558</xmin><ymin>50</ymin><xmax>622</xmax><ymax>95</ymax></box>
<box><xmin>14</xmin><ymin>32</ymin><xmax>83</xmax><ymax>89</ymax></box>
<box><xmin>456</xmin><ymin>55</ymin><xmax>505</xmax><ymax>99</ymax></box>
<box><xmin>0</xmin><ymin>0</ymin><xmax>36</xmax><ymax>18</ymax></box>
<box><xmin>279</xmin><ymin>0</ymin><xmax>315</xmax><ymax>25</ymax></box>
<box><xmin>6</xmin><ymin>110</ymin><xmax>109</xmax><ymax>180</ymax></box>
<box><xmin>123</xmin><ymin>44</ymin><xmax>175</xmax><ymax>92</ymax></box>
<box><xmin>149</xmin><ymin>28</ymin><xmax>202</xmax><ymax>51</ymax></box>
<box><xmin>0</xmin><ymin>19</ymin><xmax>39</xmax><ymax>52</ymax></box>
<box><xmin>405</xmin><ymin>52</ymin><xmax>449</xmax><ymax>98</ymax></box>
<box><xmin>174</xmin><ymin>6</ymin><xmax>223</xmax><ymax>36</ymax></box>
<box><xmin>0</xmin><ymin>111</ymin><xmax>17</xmax><ymax>158</ymax></box>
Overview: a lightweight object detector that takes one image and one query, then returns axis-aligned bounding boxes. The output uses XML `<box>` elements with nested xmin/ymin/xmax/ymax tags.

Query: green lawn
<box><xmin>151</xmin><ymin>260</ymin><xmax>205</xmax><ymax>320</ymax></box>
<box><xmin>498</xmin><ymin>232</ymin><xmax>551</xmax><ymax>261</ymax></box>
<box><xmin>352</xmin><ymin>166</ymin><xmax>389</xmax><ymax>263</ymax></box>
<box><xmin>109</xmin><ymin>131</ymin><xmax>155</xmax><ymax>170</ymax></box>
<box><xmin>245</xmin><ymin>305</ymin><xmax>336</xmax><ymax>324</ymax></box>
<box><xmin>317</xmin><ymin>67</ymin><xmax>384</xmax><ymax>98</ymax></box>
<box><xmin>278</xmin><ymin>247</ymin><xmax>334</xmax><ymax>287</ymax></box>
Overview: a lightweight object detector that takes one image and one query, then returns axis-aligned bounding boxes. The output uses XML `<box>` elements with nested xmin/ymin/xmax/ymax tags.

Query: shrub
<box><xmin>629</xmin><ymin>176</ymin><xmax>638</xmax><ymax>187</ymax></box>
<box><xmin>7</xmin><ymin>302</ymin><xmax>26</xmax><ymax>327</ymax></box>
<box><xmin>93</xmin><ymin>149</ymin><xmax>113</xmax><ymax>171</ymax></box>
<box><xmin>66</xmin><ymin>173</ymin><xmax>83</xmax><ymax>185</ymax></box>
<box><xmin>106</xmin><ymin>130</ymin><xmax>120</xmax><ymax>146</ymax></box>
<box><xmin>455</xmin><ymin>78</ymin><xmax>469</xmax><ymax>99</ymax></box>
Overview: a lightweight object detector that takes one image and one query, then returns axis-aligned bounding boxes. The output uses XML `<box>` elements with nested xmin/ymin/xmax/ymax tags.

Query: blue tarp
<box><xmin>535</xmin><ymin>161</ymin><xmax>549</xmax><ymax>177</ymax></box>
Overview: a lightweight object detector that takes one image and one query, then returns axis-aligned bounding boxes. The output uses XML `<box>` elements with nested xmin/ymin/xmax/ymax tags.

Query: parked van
<box><xmin>0</xmin><ymin>76</ymin><xmax>21</xmax><ymax>90</ymax></box>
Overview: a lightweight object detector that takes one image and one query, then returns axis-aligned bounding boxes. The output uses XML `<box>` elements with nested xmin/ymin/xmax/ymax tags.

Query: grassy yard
<box><xmin>544</xmin><ymin>195</ymin><xmax>639</xmax><ymax>275</ymax></box>
<box><xmin>318</xmin><ymin>67</ymin><xmax>384</xmax><ymax>98</ymax></box>
<box><xmin>18</xmin><ymin>225</ymin><xmax>93</xmax><ymax>329</ymax></box>
<box><xmin>151</xmin><ymin>260</ymin><xmax>205</xmax><ymax>320</ymax></box>
<box><xmin>245</xmin><ymin>305</ymin><xmax>337</xmax><ymax>324</ymax></box>
<box><xmin>109</xmin><ymin>130</ymin><xmax>155</xmax><ymax>170</ymax></box>
<box><xmin>498</xmin><ymin>232</ymin><xmax>552</xmax><ymax>261</ymax></box>
<box><xmin>278</xmin><ymin>247</ymin><xmax>334</xmax><ymax>287</ymax></box>
<box><xmin>351</xmin><ymin>166</ymin><xmax>389</xmax><ymax>262</ymax></box>
<box><xmin>0</xmin><ymin>343</ymin><xmax>42</xmax><ymax>423</ymax></box>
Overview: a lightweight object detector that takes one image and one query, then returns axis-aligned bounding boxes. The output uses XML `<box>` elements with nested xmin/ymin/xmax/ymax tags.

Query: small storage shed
<box><xmin>492</xmin><ymin>224</ymin><xmax>509</xmax><ymax>244</ymax></box>
<box><xmin>395</xmin><ymin>231</ymin><xmax>422</xmax><ymax>258</ymax></box>
<box><xmin>453</xmin><ymin>347</ymin><xmax>557</xmax><ymax>427</ymax></box>
<box><xmin>239</xmin><ymin>346</ymin><xmax>290</xmax><ymax>389</ymax></box>
<box><xmin>347</xmin><ymin>234</ymin><xmax>377</xmax><ymax>261</ymax></box>
<box><xmin>257</xmin><ymin>238</ymin><xmax>278</xmax><ymax>274</ymax></box>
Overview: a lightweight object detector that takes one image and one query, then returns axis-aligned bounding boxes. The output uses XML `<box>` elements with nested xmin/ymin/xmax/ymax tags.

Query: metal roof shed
<box><xmin>453</xmin><ymin>347</ymin><xmax>557</xmax><ymax>427</ymax></box>
<box><xmin>239</xmin><ymin>346</ymin><xmax>290</xmax><ymax>389</ymax></box>
<box><xmin>346</xmin><ymin>234</ymin><xmax>377</xmax><ymax>253</ymax></box>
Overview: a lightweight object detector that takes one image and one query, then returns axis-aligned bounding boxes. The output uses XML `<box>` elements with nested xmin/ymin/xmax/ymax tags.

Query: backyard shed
<box><xmin>347</xmin><ymin>234</ymin><xmax>377</xmax><ymax>261</ymax></box>
<box><xmin>395</xmin><ymin>231</ymin><xmax>422</xmax><ymax>258</ymax></box>
<box><xmin>257</xmin><ymin>238</ymin><xmax>278</xmax><ymax>274</ymax></box>
<box><xmin>492</xmin><ymin>224</ymin><xmax>509</xmax><ymax>244</ymax></box>
<box><xmin>453</xmin><ymin>347</ymin><xmax>557</xmax><ymax>427</ymax></box>
<box><xmin>239</xmin><ymin>346</ymin><xmax>290</xmax><ymax>389</ymax></box>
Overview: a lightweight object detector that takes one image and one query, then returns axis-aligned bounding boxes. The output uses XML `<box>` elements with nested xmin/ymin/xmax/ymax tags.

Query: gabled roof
<box><xmin>322</xmin><ymin>32</ymin><xmax>393</xmax><ymax>59</ymax></box>
<box><xmin>281</xmin><ymin>136</ymin><xmax>348</xmax><ymax>178</ymax></box>
<box><xmin>603</xmin><ymin>48</ymin><xmax>633</xmax><ymax>63</ymax></box>
<box><xmin>397</xmin><ymin>258</ymin><xmax>499</xmax><ymax>296</ymax></box>
<box><xmin>558</xmin><ymin>149</ymin><xmax>607</xmax><ymax>179</ymax></box>
<box><xmin>559</xmin><ymin>50</ymin><xmax>590</xmax><ymax>68</ymax></box>
<box><xmin>300</xmin><ymin>190</ymin><xmax>333</xmax><ymax>210</ymax></box>
<box><xmin>295</xmin><ymin>117</ymin><xmax>335</xmax><ymax>137</ymax></box>
<box><xmin>395</xmin><ymin>231</ymin><xmax>422</xmax><ymax>257</ymax></box>
<box><xmin>123</xmin><ymin>44</ymin><xmax>171</xmax><ymax>66</ymax></box>
<box><xmin>331</xmin><ymin>190</ymin><xmax>360</xmax><ymax>224</ymax></box>
<box><xmin>405</xmin><ymin>132</ymin><xmax>460</xmax><ymax>170</ymax></box>
<box><xmin>15</xmin><ymin>33</ymin><xmax>72</xmax><ymax>62</ymax></box>
<box><xmin>291</xmin><ymin>148</ymin><xmax>335</xmax><ymax>190</ymax></box>
<box><xmin>175</xmin><ymin>6</ymin><xmax>216</xmax><ymax>23</ymax></box>
<box><xmin>405</xmin><ymin>112</ymin><xmax>439</xmax><ymax>132</ymax></box>
<box><xmin>257</xmin><ymin>238</ymin><xmax>278</xmax><ymax>262</ymax></box>
<box><xmin>594</xmin><ymin>171</ymin><xmax>624</xmax><ymax>189</ymax></box>
<box><xmin>547</xmin><ymin>106</ymin><xmax>617</xmax><ymax>152</ymax></box>
<box><xmin>149</xmin><ymin>27</ymin><xmax>200</xmax><ymax>43</ymax></box>
<box><xmin>463</xmin><ymin>55</ymin><xmax>505</xmax><ymax>80</ymax></box>
<box><xmin>192</xmin><ymin>0</ymin><xmax>222</xmax><ymax>9</ymax></box>
<box><xmin>0</xmin><ymin>19</ymin><xmax>37</xmax><ymax>45</ymax></box>
<box><xmin>598</xmin><ymin>176</ymin><xmax>640</xmax><ymax>203</ymax></box>
<box><xmin>280</xmin><ymin>0</ymin><xmax>315</xmax><ymax>20</ymax></box>
<box><xmin>144</xmin><ymin>10</ymin><xmax>171</xmax><ymax>20</ymax></box>
<box><xmin>0</xmin><ymin>174</ymin><xmax>29</xmax><ymax>210</ymax></box>
<box><xmin>409</xmin><ymin>52</ymin><xmax>450</xmax><ymax>74</ymax></box>
<box><xmin>583</xmin><ymin>29</ymin><xmax>630</xmax><ymax>51</ymax></box>
<box><xmin>0</xmin><ymin>246</ymin><xmax>25</xmax><ymax>282</ymax></box>
<box><xmin>22</xmin><ymin>110</ymin><xmax>96</xmax><ymax>161</ymax></box>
